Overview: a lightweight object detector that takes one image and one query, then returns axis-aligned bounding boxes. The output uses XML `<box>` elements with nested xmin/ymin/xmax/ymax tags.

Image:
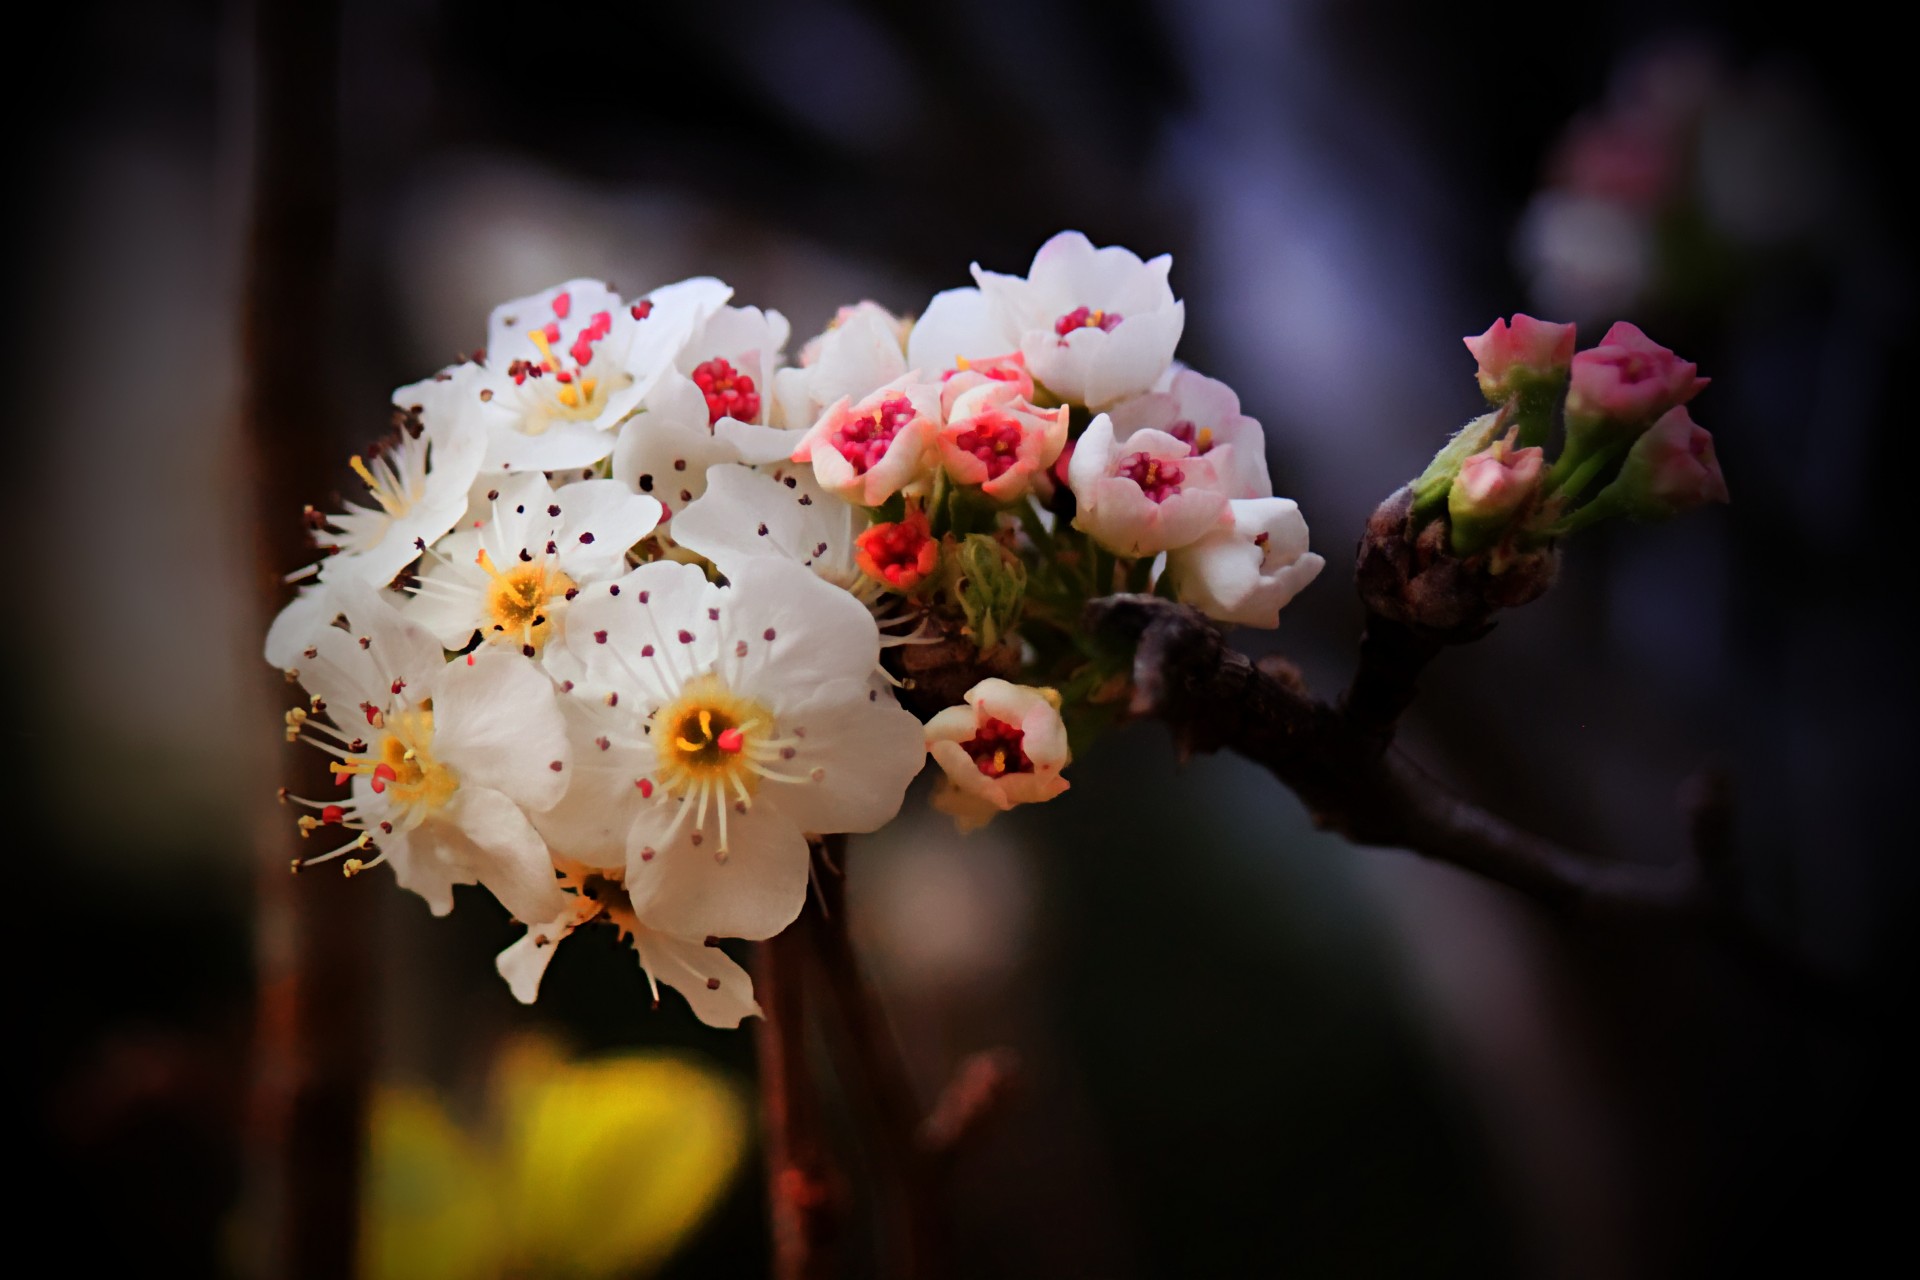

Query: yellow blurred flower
<box><xmin>363</xmin><ymin>1036</ymin><xmax>748</xmax><ymax>1279</ymax></box>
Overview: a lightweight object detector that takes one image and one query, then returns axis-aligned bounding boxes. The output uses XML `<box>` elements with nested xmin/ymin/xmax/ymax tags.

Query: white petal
<box><xmin>630</xmin><ymin>929</ymin><xmax>761</xmax><ymax>1028</ymax></box>
<box><xmin>443</xmin><ymin>785</ymin><xmax>569</xmax><ymax>925</ymax></box>
<box><xmin>432</xmin><ymin>649</ymin><xmax>571</xmax><ymax>810</ymax></box>
<box><xmin>625</xmin><ymin>798</ymin><xmax>810</xmax><ymax>941</ymax></box>
<box><xmin>760</xmin><ymin>678</ymin><xmax>928</xmax><ymax>835</ymax></box>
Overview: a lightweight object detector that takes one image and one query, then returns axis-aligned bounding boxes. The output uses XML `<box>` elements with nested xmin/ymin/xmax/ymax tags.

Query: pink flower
<box><xmin>1449</xmin><ymin>443</ymin><xmax>1546</xmax><ymax>553</ymax></box>
<box><xmin>936</xmin><ymin>375</ymin><xmax>1069</xmax><ymax>502</ymax></box>
<box><xmin>791</xmin><ymin>375</ymin><xmax>940</xmax><ymax>507</ymax></box>
<box><xmin>1463</xmin><ymin>314</ymin><xmax>1577</xmax><ymax>402</ymax></box>
<box><xmin>1106</xmin><ymin>369</ymin><xmax>1271</xmax><ymax>499</ymax></box>
<box><xmin>1616</xmin><ymin>406</ymin><xmax>1730</xmax><ymax>515</ymax></box>
<box><xmin>1065</xmin><ymin>414</ymin><xmax>1233</xmax><ymax>556</ymax></box>
<box><xmin>924</xmin><ymin>680</ymin><xmax>1071</xmax><ymax>832</ymax></box>
<box><xmin>1566</xmin><ymin>322</ymin><xmax>1707</xmax><ymax>430</ymax></box>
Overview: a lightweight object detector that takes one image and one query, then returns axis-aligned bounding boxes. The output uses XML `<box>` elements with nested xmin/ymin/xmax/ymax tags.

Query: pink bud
<box><xmin>1621</xmin><ymin>406</ymin><xmax>1729</xmax><ymax>514</ymax></box>
<box><xmin>1463</xmin><ymin>314</ymin><xmax>1577</xmax><ymax>401</ymax></box>
<box><xmin>1566</xmin><ymin>322</ymin><xmax>1708</xmax><ymax>429</ymax></box>
<box><xmin>1453</xmin><ymin>444</ymin><xmax>1546</xmax><ymax>521</ymax></box>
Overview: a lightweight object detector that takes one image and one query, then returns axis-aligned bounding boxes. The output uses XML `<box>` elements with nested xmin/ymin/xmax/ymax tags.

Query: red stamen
<box><xmin>691</xmin><ymin>357</ymin><xmax>761</xmax><ymax>425</ymax></box>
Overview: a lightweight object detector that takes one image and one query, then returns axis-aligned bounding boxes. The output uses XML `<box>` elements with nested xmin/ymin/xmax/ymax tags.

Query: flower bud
<box><xmin>1564</xmin><ymin>322</ymin><xmax>1707</xmax><ymax>439</ymax></box>
<box><xmin>1464</xmin><ymin>314</ymin><xmax>1576</xmax><ymax>403</ymax></box>
<box><xmin>854</xmin><ymin>508</ymin><xmax>939</xmax><ymax>592</ymax></box>
<box><xmin>1448</xmin><ymin>443</ymin><xmax>1545</xmax><ymax>555</ymax></box>
<box><xmin>948</xmin><ymin>533</ymin><xmax>1027</xmax><ymax>651</ymax></box>
<box><xmin>1603</xmin><ymin>406</ymin><xmax>1730</xmax><ymax>519</ymax></box>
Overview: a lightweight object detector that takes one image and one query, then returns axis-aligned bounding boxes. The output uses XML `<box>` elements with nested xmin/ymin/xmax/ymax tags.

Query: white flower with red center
<box><xmin>549</xmin><ymin>557</ymin><xmax>927</xmax><ymax>944</ymax></box>
<box><xmin>306</xmin><ymin>365</ymin><xmax>489</xmax><ymax>588</ymax></box>
<box><xmin>278</xmin><ymin>583</ymin><xmax>573</xmax><ymax>925</ymax></box>
<box><xmin>1107</xmin><ymin>369</ymin><xmax>1271</xmax><ymax>500</ymax></box>
<box><xmin>924</xmin><ymin>679</ymin><xmax>1071</xmax><ymax>832</ymax></box>
<box><xmin>1065</xmin><ymin>414</ymin><xmax>1233</xmax><ymax>556</ymax></box>
<box><xmin>1165</xmin><ymin>498</ymin><xmax>1326</xmax><ymax>628</ymax></box>
<box><xmin>404</xmin><ymin>472</ymin><xmax>662</xmax><ymax>655</ymax></box>
<box><xmin>475</xmin><ymin>277</ymin><xmax>727</xmax><ymax>472</ymax></box>
<box><xmin>963</xmin><ymin>231</ymin><xmax>1186</xmax><ymax>408</ymax></box>
<box><xmin>775</xmin><ymin>302</ymin><xmax>911</xmax><ymax>431</ymax></box>
<box><xmin>905</xmin><ymin>287</ymin><xmax>1028</xmax><ymax>387</ymax></box>
<box><xmin>935</xmin><ymin>372</ymin><xmax>1069</xmax><ymax>502</ymax></box>
<box><xmin>791</xmin><ymin>375</ymin><xmax>941</xmax><ymax>507</ymax></box>
<box><xmin>677</xmin><ymin>303</ymin><xmax>789</xmax><ymax>426</ymax></box>
<box><xmin>671</xmin><ymin>462</ymin><xmax>865</xmax><ymax>594</ymax></box>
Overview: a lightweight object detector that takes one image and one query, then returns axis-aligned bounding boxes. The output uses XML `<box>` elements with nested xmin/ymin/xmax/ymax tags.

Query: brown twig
<box><xmin>753</xmin><ymin>920</ymin><xmax>841</xmax><ymax>1280</ymax></box>
<box><xmin>239</xmin><ymin>1</ymin><xmax>371</xmax><ymax>1277</ymax></box>
<box><xmin>808</xmin><ymin>842</ymin><xmax>947</xmax><ymax>1280</ymax></box>
<box><xmin>1084</xmin><ymin>592</ymin><xmax>1839</xmax><ymax>1010</ymax></box>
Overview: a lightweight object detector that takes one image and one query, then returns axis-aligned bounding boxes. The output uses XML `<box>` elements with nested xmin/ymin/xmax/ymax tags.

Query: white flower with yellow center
<box><xmin>405</xmin><ymin>472</ymin><xmax>662</xmax><ymax>656</ymax></box>
<box><xmin>474</xmin><ymin>277</ymin><xmax>730</xmax><ymax>472</ymax></box>
<box><xmin>278</xmin><ymin>584</ymin><xmax>573</xmax><ymax>925</ymax></box>
<box><xmin>307</xmin><ymin>364</ymin><xmax>488</xmax><ymax>588</ymax></box>
<box><xmin>548</xmin><ymin>557</ymin><xmax>926</xmax><ymax>944</ymax></box>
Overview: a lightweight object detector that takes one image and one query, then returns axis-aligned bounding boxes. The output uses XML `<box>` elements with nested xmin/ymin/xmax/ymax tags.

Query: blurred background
<box><xmin>18</xmin><ymin>0</ymin><xmax>1914</xmax><ymax>1276</ymax></box>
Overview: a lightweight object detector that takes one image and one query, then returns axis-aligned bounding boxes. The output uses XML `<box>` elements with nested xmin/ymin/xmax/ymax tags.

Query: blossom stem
<box><xmin>753</xmin><ymin>918</ymin><xmax>841</xmax><ymax>1280</ymax></box>
<box><xmin>809</xmin><ymin>839</ymin><xmax>948</xmax><ymax>1280</ymax></box>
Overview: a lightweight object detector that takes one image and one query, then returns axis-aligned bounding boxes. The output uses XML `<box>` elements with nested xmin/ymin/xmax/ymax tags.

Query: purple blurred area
<box><xmin>17</xmin><ymin>0</ymin><xmax>1913</xmax><ymax>1276</ymax></box>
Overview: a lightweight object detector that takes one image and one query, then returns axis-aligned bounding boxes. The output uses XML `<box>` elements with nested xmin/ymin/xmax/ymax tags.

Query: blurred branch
<box><xmin>238</xmin><ymin>0</ymin><xmax>372</xmax><ymax>1277</ymax></box>
<box><xmin>1084</xmin><ymin>591</ymin><xmax>1837</xmax><ymax>1004</ymax></box>
<box><xmin>753</xmin><ymin>920</ymin><xmax>841</xmax><ymax>1280</ymax></box>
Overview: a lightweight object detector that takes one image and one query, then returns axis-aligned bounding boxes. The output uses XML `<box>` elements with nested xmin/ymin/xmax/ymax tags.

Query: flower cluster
<box><xmin>1411</xmin><ymin>314</ymin><xmax>1728</xmax><ymax>561</ymax></box>
<box><xmin>268</xmin><ymin>234</ymin><xmax>1326</xmax><ymax>1026</ymax></box>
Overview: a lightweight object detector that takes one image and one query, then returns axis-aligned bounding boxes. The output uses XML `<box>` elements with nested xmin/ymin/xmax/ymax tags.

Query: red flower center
<box><xmin>830</xmin><ymin>395</ymin><xmax>918</xmax><ymax>475</ymax></box>
<box><xmin>951</xmin><ymin>414</ymin><xmax>1026</xmax><ymax>481</ymax></box>
<box><xmin>1118</xmin><ymin>451</ymin><xmax>1184</xmax><ymax>502</ymax></box>
<box><xmin>692</xmin><ymin>357</ymin><xmax>761</xmax><ymax>425</ymax></box>
<box><xmin>962</xmin><ymin>717</ymin><xmax>1032</xmax><ymax>778</ymax></box>
<box><xmin>1165</xmin><ymin>419</ymin><xmax>1215</xmax><ymax>453</ymax></box>
<box><xmin>1054</xmin><ymin>305</ymin><xmax>1123</xmax><ymax>338</ymax></box>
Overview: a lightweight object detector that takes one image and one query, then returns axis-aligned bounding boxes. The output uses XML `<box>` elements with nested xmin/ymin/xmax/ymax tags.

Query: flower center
<box><xmin>1118</xmin><ymin>451</ymin><xmax>1184</xmax><ymax>503</ymax></box>
<box><xmin>653</xmin><ymin>673</ymin><xmax>774</xmax><ymax>797</ymax></box>
<box><xmin>692</xmin><ymin>357</ymin><xmax>761</xmax><ymax>425</ymax></box>
<box><xmin>1054</xmin><ymin>306</ymin><xmax>1123</xmax><ymax>338</ymax></box>
<box><xmin>962</xmin><ymin>717</ymin><xmax>1032</xmax><ymax>778</ymax></box>
<box><xmin>951</xmin><ymin>415</ymin><xmax>1025</xmax><ymax>480</ymax></box>
<box><xmin>330</xmin><ymin>706</ymin><xmax>458</xmax><ymax>814</ymax></box>
<box><xmin>507</xmin><ymin>305</ymin><xmax>628</xmax><ymax>427</ymax></box>
<box><xmin>830</xmin><ymin>395</ymin><xmax>917</xmax><ymax>475</ymax></box>
<box><xmin>1164</xmin><ymin>420</ymin><xmax>1215</xmax><ymax>454</ymax></box>
<box><xmin>478</xmin><ymin>549</ymin><xmax>576</xmax><ymax>654</ymax></box>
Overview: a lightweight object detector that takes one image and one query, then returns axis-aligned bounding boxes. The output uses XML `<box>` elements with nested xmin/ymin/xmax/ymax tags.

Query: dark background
<box><xmin>18</xmin><ymin>1</ymin><xmax>1914</xmax><ymax>1276</ymax></box>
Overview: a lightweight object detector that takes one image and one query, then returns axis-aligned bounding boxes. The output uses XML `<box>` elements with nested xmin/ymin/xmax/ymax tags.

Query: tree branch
<box><xmin>753</xmin><ymin>918</ymin><xmax>841</xmax><ymax>1280</ymax></box>
<box><xmin>1086</xmin><ymin>592</ymin><xmax>1762</xmax><ymax>924</ymax></box>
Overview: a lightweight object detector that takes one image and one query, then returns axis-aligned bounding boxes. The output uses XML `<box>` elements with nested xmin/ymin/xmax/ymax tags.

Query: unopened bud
<box><xmin>1602</xmin><ymin>407</ymin><xmax>1730</xmax><ymax>520</ymax></box>
<box><xmin>1448</xmin><ymin>444</ymin><xmax>1545</xmax><ymax>555</ymax></box>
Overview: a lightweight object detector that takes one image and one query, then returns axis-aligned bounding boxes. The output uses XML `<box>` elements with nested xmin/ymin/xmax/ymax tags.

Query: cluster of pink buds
<box><xmin>1411</xmin><ymin>314</ymin><xmax>1727</xmax><ymax>559</ymax></box>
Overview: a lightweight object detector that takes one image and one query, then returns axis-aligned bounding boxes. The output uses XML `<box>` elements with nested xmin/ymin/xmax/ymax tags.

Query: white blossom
<box><xmin>1166</xmin><ymin>498</ymin><xmax>1325</xmax><ymax>628</ymax></box>
<box><xmin>1065</xmin><ymin>414</ymin><xmax>1233</xmax><ymax>556</ymax></box>
<box><xmin>924</xmin><ymin>680</ymin><xmax>1071</xmax><ymax>832</ymax></box>
<box><xmin>1108</xmin><ymin>369</ymin><xmax>1271</xmax><ymax>500</ymax></box>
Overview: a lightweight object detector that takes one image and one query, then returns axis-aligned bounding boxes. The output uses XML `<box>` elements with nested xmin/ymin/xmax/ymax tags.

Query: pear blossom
<box><xmin>671</xmin><ymin>462</ymin><xmax>865</xmax><ymax>594</ymax></box>
<box><xmin>924</xmin><ymin>680</ymin><xmax>1070</xmax><ymax>832</ymax></box>
<box><xmin>676</xmin><ymin>303</ymin><xmax>791</xmax><ymax>427</ymax></box>
<box><xmin>405</xmin><ymin>472</ymin><xmax>662</xmax><ymax>654</ymax></box>
<box><xmin>307</xmin><ymin>364</ymin><xmax>489</xmax><ymax>588</ymax></box>
<box><xmin>791</xmin><ymin>375</ymin><xmax>942</xmax><ymax>507</ymax></box>
<box><xmin>935</xmin><ymin>373</ymin><xmax>1069</xmax><ymax>502</ymax></box>
<box><xmin>552</xmin><ymin>557</ymin><xmax>927</xmax><ymax>943</ymax></box>
<box><xmin>1166</xmin><ymin>499</ymin><xmax>1325</xmax><ymax>628</ymax></box>
<box><xmin>1565</xmin><ymin>322</ymin><xmax>1707</xmax><ymax>431</ymax></box>
<box><xmin>1464</xmin><ymin>314</ymin><xmax>1578</xmax><ymax>403</ymax></box>
<box><xmin>974</xmin><ymin>231</ymin><xmax>1186</xmax><ymax>408</ymax></box>
<box><xmin>475</xmin><ymin>277</ymin><xmax>728</xmax><ymax>472</ymax></box>
<box><xmin>278</xmin><ymin>583</ymin><xmax>572</xmax><ymax>924</ymax></box>
<box><xmin>906</xmin><ymin>286</ymin><xmax>1020</xmax><ymax>381</ymax></box>
<box><xmin>1107</xmin><ymin>369</ymin><xmax>1271</xmax><ymax>500</ymax></box>
<box><xmin>1608</xmin><ymin>406</ymin><xmax>1730</xmax><ymax>518</ymax></box>
<box><xmin>775</xmin><ymin>302</ymin><xmax>911</xmax><ymax>431</ymax></box>
<box><xmin>1066</xmin><ymin>414</ymin><xmax>1233</xmax><ymax>556</ymax></box>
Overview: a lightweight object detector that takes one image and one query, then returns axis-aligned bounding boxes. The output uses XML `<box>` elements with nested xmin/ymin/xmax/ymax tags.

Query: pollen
<box><xmin>477</xmin><ymin>550</ymin><xmax>577</xmax><ymax>653</ymax></box>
